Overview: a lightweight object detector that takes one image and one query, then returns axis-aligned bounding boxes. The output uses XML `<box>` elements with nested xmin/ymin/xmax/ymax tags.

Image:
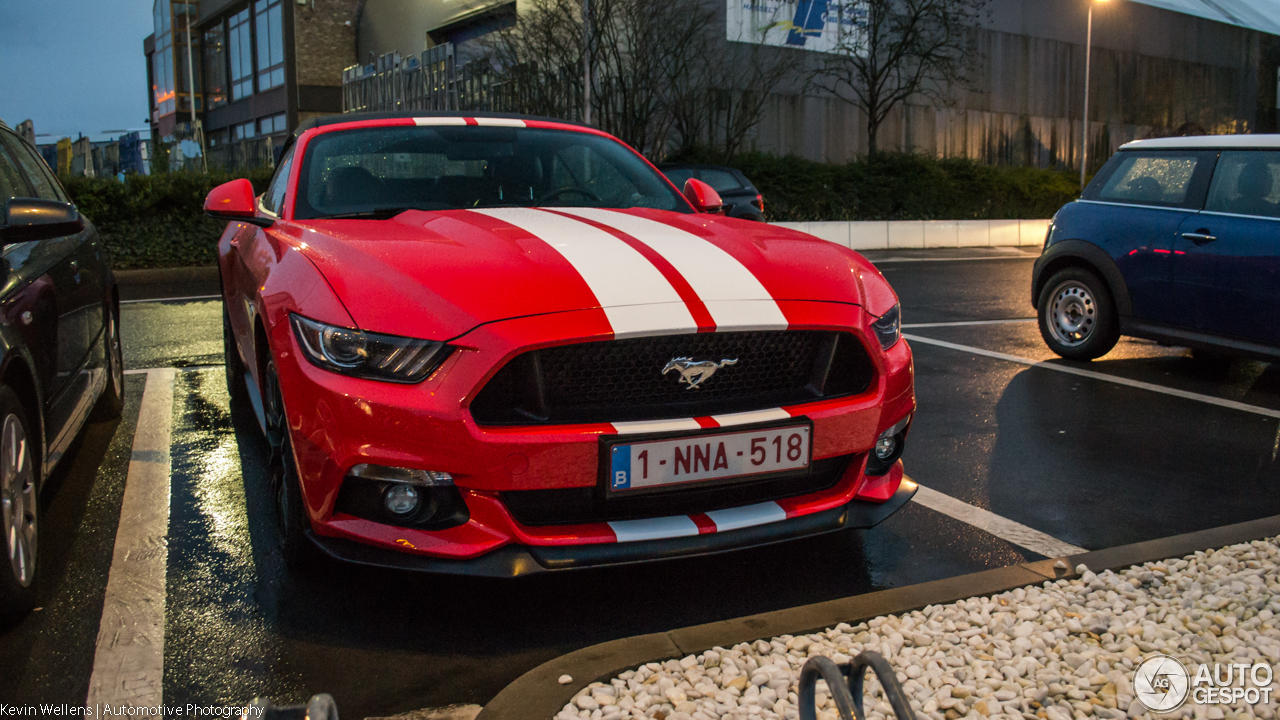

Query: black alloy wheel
<box><xmin>0</xmin><ymin>387</ymin><xmax>38</xmax><ymax>622</ymax></box>
<box><xmin>263</xmin><ymin>359</ymin><xmax>316</xmax><ymax>570</ymax></box>
<box><xmin>91</xmin><ymin>301</ymin><xmax>125</xmax><ymax>421</ymax></box>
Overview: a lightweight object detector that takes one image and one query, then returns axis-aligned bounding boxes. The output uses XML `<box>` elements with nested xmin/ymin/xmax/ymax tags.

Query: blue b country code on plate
<box><xmin>609</xmin><ymin>425</ymin><xmax>810</xmax><ymax>492</ymax></box>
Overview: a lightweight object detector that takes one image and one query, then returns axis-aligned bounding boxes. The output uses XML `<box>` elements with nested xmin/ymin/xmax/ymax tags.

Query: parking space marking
<box><xmin>903</xmin><ymin>319</ymin><xmax>1036</xmax><ymax>329</ymax></box>
<box><xmin>124</xmin><ymin>365</ymin><xmax>222</xmax><ymax>375</ymax></box>
<box><xmin>85</xmin><ymin>369</ymin><xmax>176</xmax><ymax>711</ymax></box>
<box><xmin>121</xmin><ymin>294</ymin><xmax>221</xmax><ymax>304</ymax></box>
<box><xmin>909</xmin><ymin>479</ymin><xmax>1087</xmax><ymax>557</ymax></box>
<box><xmin>903</xmin><ymin>333</ymin><xmax>1280</xmax><ymax>420</ymax></box>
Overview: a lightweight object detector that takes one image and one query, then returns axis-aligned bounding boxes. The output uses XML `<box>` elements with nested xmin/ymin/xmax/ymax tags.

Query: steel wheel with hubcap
<box><xmin>0</xmin><ymin>387</ymin><xmax>38</xmax><ymax>621</ymax></box>
<box><xmin>1037</xmin><ymin>267</ymin><xmax>1119</xmax><ymax>360</ymax></box>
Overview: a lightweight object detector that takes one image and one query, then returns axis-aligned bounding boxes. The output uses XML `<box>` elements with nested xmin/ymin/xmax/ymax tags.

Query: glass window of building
<box><xmin>172</xmin><ymin>2</ymin><xmax>202</xmax><ymax>114</ymax></box>
<box><xmin>234</xmin><ymin>121</ymin><xmax>256</xmax><ymax>141</ymax></box>
<box><xmin>204</xmin><ymin>25</ymin><xmax>227</xmax><ymax>109</ymax></box>
<box><xmin>229</xmin><ymin>8</ymin><xmax>254</xmax><ymax>101</ymax></box>
<box><xmin>258</xmin><ymin>113</ymin><xmax>287</xmax><ymax>136</ymax></box>
<box><xmin>255</xmin><ymin>0</ymin><xmax>285</xmax><ymax>91</ymax></box>
<box><xmin>151</xmin><ymin>0</ymin><xmax>175</xmax><ymax>116</ymax></box>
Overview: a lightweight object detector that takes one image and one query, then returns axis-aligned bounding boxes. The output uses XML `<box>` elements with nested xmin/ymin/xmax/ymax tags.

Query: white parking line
<box><xmin>908</xmin><ymin>479</ymin><xmax>1086</xmax><ymax>557</ymax></box>
<box><xmin>903</xmin><ymin>333</ymin><xmax>1280</xmax><ymax>420</ymax></box>
<box><xmin>86</xmin><ymin>369</ymin><xmax>176</xmax><ymax>713</ymax></box>
<box><xmin>124</xmin><ymin>365</ymin><xmax>222</xmax><ymax>375</ymax></box>
<box><xmin>903</xmin><ymin>319</ymin><xmax>1036</xmax><ymax>329</ymax></box>
<box><xmin>121</xmin><ymin>294</ymin><xmax>221</xmax><ymax>304</ymax></box>
<box><xmin>872</xmin><ymin>254</ymin><xmax>1039</xmax><ymax>264</ymax></box>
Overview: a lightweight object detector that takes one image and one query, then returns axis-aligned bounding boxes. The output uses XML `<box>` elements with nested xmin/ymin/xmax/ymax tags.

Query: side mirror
<box><xmin>2</xmin><ymin>198</ymin><xmax>85</xmax><ymax>244</ymax></box>
<box><xmin>205</xmin><ymin>178</ymin><xmax>273</xmax><ymax>228</ymax></box>
<box><xmin>683</xmin><ymin>178</ymin><xmax>724</xmax><ymax>214</ymax></box>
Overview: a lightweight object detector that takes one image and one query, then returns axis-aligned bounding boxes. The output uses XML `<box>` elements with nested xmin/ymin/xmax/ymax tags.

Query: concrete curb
<box><xmin>114</xmin><ymin>266</ymin><xmax>218</xmax><ymax>285</ymax></box>
<box><xmin>476</xmin><ymin>514</ymin><xmax>1280</xmax><ymax>720</ymax></box>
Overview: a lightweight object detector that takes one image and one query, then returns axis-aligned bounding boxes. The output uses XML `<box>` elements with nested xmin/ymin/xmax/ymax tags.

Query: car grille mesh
<box><xmin>470</xmin><ymin>330</ymin><xmax>874</xmax><ymax>425</ymax></box>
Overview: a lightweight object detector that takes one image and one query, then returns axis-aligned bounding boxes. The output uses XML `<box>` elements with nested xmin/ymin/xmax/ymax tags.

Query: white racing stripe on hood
<box><xmin>559</xmin><ymin>208</ymin><xmax>789</xmax><ymax>331</ymax></box>
<box><xmin>470</xmin><ymin>208</ymin><xmax>697</xmax><ymax>338</ymax></box>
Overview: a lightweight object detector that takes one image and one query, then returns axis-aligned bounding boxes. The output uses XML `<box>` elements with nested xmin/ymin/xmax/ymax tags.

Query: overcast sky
<box><xmin>0</xmin><ymin>0</ymin><xmax>155</xmax><ymax>144</ymax></box>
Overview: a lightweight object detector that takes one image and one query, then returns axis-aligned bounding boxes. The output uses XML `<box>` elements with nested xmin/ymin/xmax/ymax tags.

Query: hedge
<box><xmin>61</xmin><ymin>154</ymin><xmax>1077</xmax><ymax>269</ymax></box>
<box><xmin>61</xmin><ymin>169</ymin><xmax>273</xmax><ymax>270</ymax></box>
<box><xmin>672</xmin><ymin>149</ymin><xmax>1081</xmax><ymax>222</ymax></box>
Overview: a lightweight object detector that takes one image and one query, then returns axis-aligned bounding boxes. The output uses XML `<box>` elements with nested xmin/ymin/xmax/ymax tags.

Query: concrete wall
<box><xmin>771</xmin><ymin>219</ymin><xmax>1051</xmax><ymax>251</ymax></box>
<box><xmin>751</xmin><ymin>0</ymin><xmax>1274</xmax><ymax>168</ymax></box>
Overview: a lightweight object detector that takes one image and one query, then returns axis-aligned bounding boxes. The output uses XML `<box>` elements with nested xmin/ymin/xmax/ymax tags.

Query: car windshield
<box><xmin>295</xmin><ymin>125</ymin><xmax>687</xmax><ymax>219</ymax></box>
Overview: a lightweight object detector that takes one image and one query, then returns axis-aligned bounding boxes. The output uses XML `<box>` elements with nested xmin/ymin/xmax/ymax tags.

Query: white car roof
<box><xmin>1120</xmin><ymin>135</ymin><xmax>1280</xmax><ymax>150</ymax></box>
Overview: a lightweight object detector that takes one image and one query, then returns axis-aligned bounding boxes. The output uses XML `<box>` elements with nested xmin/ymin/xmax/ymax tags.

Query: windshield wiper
<box><xmin>316</xmin><ymin>207</ymin><xmax>419</xmax><ymax>220</ymax></box>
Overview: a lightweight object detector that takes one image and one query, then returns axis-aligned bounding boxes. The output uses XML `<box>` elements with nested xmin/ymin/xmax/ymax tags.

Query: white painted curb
<box><xmin>770</xmin><ymin>219</ymin><xmax>1050</xmax><ymax>251</ymax></box>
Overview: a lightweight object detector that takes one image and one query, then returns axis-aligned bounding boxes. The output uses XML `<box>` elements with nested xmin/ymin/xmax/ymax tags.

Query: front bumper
<box><xmin>306</xmin><ymin>477</ymin><xmax>917</xmax><ymax>576</ymax></box>
<box><xmin>270</xmin><ymin>302</ymin><xmax>916</xmax><ymax>570</ymax></box>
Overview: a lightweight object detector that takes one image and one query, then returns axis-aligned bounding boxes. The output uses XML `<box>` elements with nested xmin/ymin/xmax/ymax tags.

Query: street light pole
<box><xmin>1081</xmin><ymin>0</ymin><xmax>1105</xmax><ymax>189</ymax></box>
<box><xmin>583</xmin><ymin>0</ymin><xmax>591</xmax><ymax>125</ymax></box>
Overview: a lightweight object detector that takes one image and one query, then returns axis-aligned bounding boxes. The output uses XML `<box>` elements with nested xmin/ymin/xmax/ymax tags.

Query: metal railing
<box><xmin>800</xmin><ymin>651</ymin><xmax>919</xmax><ymax>720</ymax></box>
<box><xmin>341</xmin><ymin>44</ymin><xmax>582</xmax><ymax>118</ymax></box>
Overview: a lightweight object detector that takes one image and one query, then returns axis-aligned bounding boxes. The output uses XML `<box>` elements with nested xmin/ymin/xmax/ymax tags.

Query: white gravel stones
<box><xmin>561</xmin><ymin>675</ymin><xmax>575</xmax><ymax>685</ymax></box>
<box><xmin>555</xmin><ymin>537</ymin><xmax>1280</xmax><ymax>720</ymax></box>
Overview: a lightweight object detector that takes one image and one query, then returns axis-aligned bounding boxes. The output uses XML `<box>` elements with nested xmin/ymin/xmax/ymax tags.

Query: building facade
<box><xmin>144</xmin><ymin>0</ymin><xmax>361</xmax><ymax>165</ymax></box>
<box><xmin>350</xmin><ymin>0</ymin><xmax>1280</xmax><ymax>169</ymax></box>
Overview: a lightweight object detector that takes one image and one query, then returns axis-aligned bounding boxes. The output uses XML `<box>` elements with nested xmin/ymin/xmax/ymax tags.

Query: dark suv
<box><xmin>1033</xmin><ymin>135</ymin><xmax>1280</xmax><ymax>360</ymax></box>
<box><xmin>658</xmin><ymin>164</ymin><xmax>765</xmax><ymax>221</ymax></box>
<box><xmin>0</xmin><ymin>120</ymin><xmax>123</xmax><ymax>621</ymax></box>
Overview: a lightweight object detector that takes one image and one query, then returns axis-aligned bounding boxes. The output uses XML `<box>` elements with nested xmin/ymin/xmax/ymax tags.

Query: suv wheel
<box><xmin>1038</xmin><ymin>267</ymin><xmax>1119</xmax><ymax>360</ymax></box>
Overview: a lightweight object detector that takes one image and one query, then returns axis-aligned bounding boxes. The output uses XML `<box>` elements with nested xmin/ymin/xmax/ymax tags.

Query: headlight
<box><xmin>871</xmin><ymin>303</ymin><xmax>901</xmax><ymax>350</ymax></box>
<box><xmin>290</xmin><ymin>314</ymin><xmax>452</xmax><ymax>383</ymax></box>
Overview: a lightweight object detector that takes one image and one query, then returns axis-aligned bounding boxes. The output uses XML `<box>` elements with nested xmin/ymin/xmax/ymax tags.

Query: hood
<box><xmin>291</xmin><ymin>207</ymin><xmax>869</xmax><ymax>340</ymax></box>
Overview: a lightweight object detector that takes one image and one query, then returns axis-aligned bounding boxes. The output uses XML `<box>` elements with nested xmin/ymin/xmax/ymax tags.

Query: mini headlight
<box><xmin>871</xmin><ymin>303</ymin><xmax>901</xmax><ymax>350</ymax></box>
<box><xmin>290</xmin><ymin>314</ymin><xmax>452</xmax><ymax>383</ymax></box>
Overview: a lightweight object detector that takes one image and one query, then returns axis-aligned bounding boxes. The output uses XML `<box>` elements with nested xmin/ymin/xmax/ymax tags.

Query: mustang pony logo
<box><xmin>662</xmin><ymin>357</ymin><xmax>738</xmax><ymax>389</ymax></box>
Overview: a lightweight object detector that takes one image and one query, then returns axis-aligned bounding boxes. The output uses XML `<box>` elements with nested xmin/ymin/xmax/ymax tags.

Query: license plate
<box><xmin>608</xmin><ymin>425</ymin><xmax>811</xmax><ymax>494</ymax></box>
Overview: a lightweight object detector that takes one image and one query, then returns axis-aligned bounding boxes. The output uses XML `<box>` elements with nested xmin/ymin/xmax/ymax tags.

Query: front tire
<box><xmin>1037</xmin><ymin>268</ymin><xmax>1119</xmax><ymax>360</ymax></box>
<box><xmin>263</xmin><ymin>360</ymin><xmax>315</xmax><ymax>570</ymax></box>
<box><xmin>0</xmin><ymin>387</ymin><xmax>38</xmax><ymax>622</ymax></box>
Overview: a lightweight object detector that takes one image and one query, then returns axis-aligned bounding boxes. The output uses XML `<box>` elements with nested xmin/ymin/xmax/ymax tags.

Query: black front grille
<box><xmin>470</xmin><ymin>331</ymin><xmax>875</xmax><ymax>425</ymax></box>
<box><xmin>502</xmin><ymin>455</ymin><xmax>853</xmax><ymax>526</ymax></box>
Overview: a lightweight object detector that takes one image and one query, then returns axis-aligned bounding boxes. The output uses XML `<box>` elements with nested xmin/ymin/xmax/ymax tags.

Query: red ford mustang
<box><xmin>205</xmin><ymin>112</ymin><xmax>916</xmax><ymax>575</ymax></box>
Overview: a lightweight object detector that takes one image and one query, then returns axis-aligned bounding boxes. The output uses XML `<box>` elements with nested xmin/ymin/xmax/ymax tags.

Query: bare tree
<box><xmin>485</xmin><ymin>0</ymin><xmax>715</xmax><ymax>157</ymax></box>
<box><xmin>810</xmin><ymin>0</ymin><xmax>986</xmax><ymax>157</ymax></box>
<box><xmin>669</xmin><ymin>4</ymin><xmax>801</xmax><ymax>160</ymax></box>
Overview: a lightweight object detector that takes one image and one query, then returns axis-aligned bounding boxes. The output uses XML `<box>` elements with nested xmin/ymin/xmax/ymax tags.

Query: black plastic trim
<box><xmin>1031</xmin><ymin>238</ymin><xmax>1133</xmax><ymax>317</ymax></box>
<box><xmin>305</xmin><ymin>480</ymin><xmax>917</xmax><ymax>577</ymax></box>
<box><xmin>1121</xmin><ymin>319</ymin><xmax>1280</xmax><ymax>361</ymax></box>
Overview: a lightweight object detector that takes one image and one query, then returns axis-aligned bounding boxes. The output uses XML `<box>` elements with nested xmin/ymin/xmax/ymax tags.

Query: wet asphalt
<box><xmin>4</xmin><ymin>247</ymin><xmax>1279</xmax><ymax>716</ymax></box>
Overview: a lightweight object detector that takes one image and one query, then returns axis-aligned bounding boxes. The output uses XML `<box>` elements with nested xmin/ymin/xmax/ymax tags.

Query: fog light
<box><xmin>383</xmin><ymin>484</ymin><xmax>421</xmax><ymax>516</ymax></box>
<box><xmin>875</xmin><ymin>435</ymin><xmax>897</xmax><ymax>460</ymax></box>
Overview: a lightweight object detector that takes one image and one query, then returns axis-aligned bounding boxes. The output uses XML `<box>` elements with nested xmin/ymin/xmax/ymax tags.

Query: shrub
<box><xmin>62</xmin><ymin>168</ymin><xmax>274</xmax><ymax>269</ymax></box>
<box><xmin>62</xmin><ymin>154</ymin><xmax>1078</xmax><ymax>269</ymax></box>
<box><xmin>668</xmin><ymin>149</ymin><xmax>1081</xmax><ymax>222</ymax></box>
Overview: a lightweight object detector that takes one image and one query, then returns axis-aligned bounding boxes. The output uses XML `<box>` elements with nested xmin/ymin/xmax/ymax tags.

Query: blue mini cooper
<box><xmin>1033</xmin><ymin>135</ymin><xmax>1280</xmax><ymax>360</ymax></box>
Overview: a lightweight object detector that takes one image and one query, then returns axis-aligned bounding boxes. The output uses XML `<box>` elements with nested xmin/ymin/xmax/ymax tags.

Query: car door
<box><xmin>0</xmin><ymin>131</ymin><xmax>88</xmax><ymax>447</ymax></box>
<box><xmin>1173</xmin><ymin>150</ymin><xmax>1280</xmax><ymax>345</ymax></box>
<box><xmin>1078</xmin><ymin>149</ymin><xmax>1217</xmax><ymax>326</ymax></box>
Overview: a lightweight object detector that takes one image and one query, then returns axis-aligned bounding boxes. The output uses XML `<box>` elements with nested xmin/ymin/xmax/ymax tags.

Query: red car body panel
<box><xmin>216</xmin><ymin>114</ymin><xmax>916</xmax><ymax>573</ymax></box>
